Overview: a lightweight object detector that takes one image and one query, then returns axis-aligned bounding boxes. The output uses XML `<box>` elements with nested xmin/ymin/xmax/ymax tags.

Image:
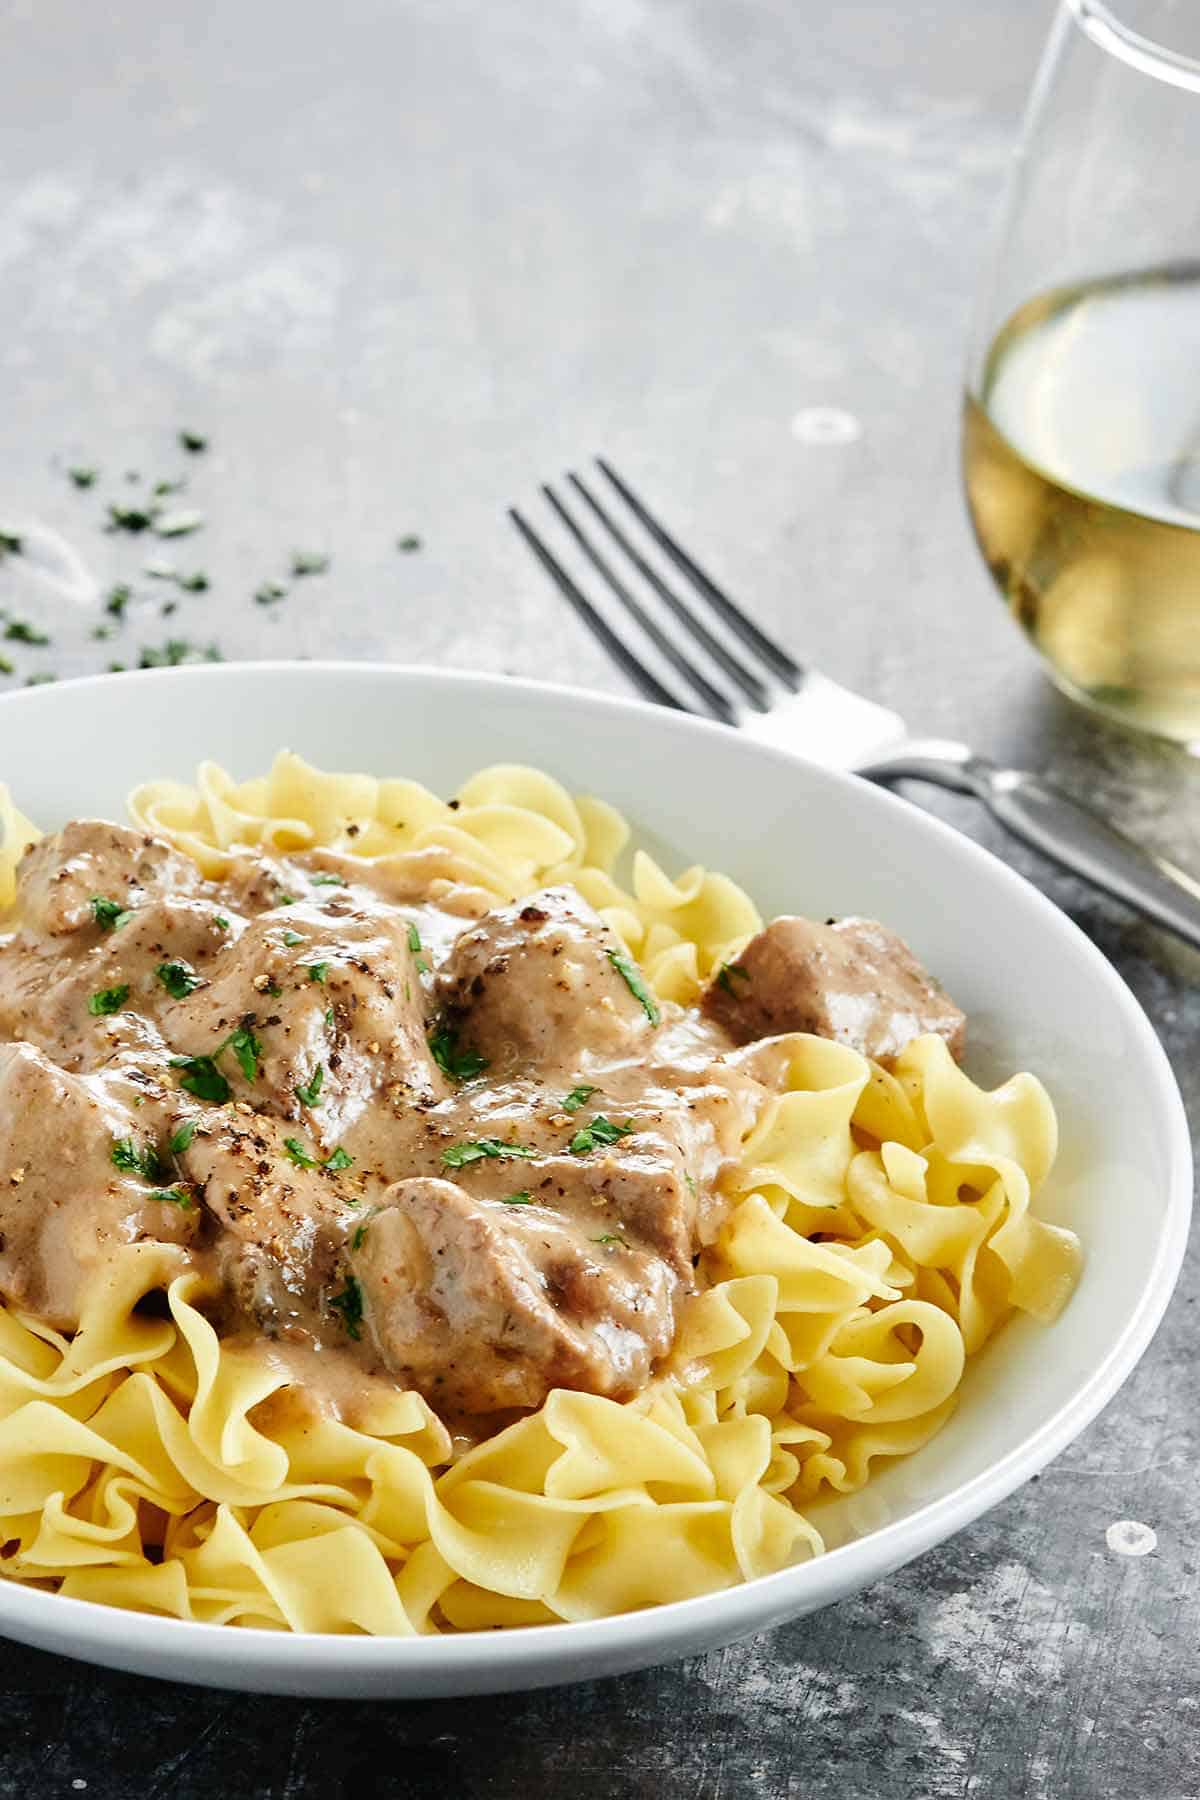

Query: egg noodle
<box><xmin>0</xmin><ymin>755</ymin><xmax>1080</xmax><ymax>1633</ymax></box>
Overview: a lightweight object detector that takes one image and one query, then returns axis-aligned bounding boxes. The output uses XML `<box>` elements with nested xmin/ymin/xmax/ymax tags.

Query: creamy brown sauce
<box><xmin>0</xmin><ymin>822</ymin><xmax>789</xmax><ymax>1427</ymax></box>
<box><xmin>0</xmin><ymin>819</ymin><xmax>964</xmax><ymax>1438</ymax></box>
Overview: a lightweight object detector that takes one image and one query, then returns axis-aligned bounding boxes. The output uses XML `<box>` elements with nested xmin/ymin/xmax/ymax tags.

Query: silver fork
<box><xmin>510</xmin><ymin>458</ymin><xmax>1200</xmax><ymax>953</ymax></box>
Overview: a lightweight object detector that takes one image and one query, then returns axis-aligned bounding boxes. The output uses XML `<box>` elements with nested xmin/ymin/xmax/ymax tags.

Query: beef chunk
<box><xmin>703</xmin><ymin>915</ymin><xmax>965</xmax><ymax>1064</ymax></box>
<box><xmin>15</xmin><ymin>821</ymin><xmax>200</xmax><ymax>937</ymax></box>
<box><xmin>0</xmin><ymin>1041</ymin><xmax>198</xmax><ymax>1326</ymax></box>
<box><xmin>170</xmin><ymin>907</ymin><xmax>443</xmax><ymax>1143</ymax></box>
<box><xmin>351</xmin><ymin>1177</ymin><xmax>677</xmax><ymax>1412</ymax></box>
<box><xmin>435</xmin><ymin>886</ymin><xmax>656</xmax><ymax>1073</ymax></box>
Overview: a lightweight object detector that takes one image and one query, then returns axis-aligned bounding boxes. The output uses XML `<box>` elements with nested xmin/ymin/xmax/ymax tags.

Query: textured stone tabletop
<box><xmin>1</xmin><ymin>1</ymin><xmax>1197</xmax><ymax>1795</ymax></box>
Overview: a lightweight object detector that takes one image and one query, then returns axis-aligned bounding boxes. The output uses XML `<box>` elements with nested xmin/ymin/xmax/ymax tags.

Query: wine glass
<box><xmin>963</xmin><ymin>0</ymin><xmax>1200</xmax><ymax>748</ymax></box>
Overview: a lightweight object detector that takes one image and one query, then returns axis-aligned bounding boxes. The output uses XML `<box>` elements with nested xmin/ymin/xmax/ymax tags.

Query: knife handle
<box><xmin>859</xmin><ymin>738</ymin><xmax>1200</xmax><ymax>953</ymax></box>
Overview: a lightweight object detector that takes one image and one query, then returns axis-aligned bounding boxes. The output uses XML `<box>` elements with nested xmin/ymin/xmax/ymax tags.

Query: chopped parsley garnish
<box><xmin>715</xmin><ymin>961</ymin><xmax>751</xmax><ymax>998</ymax></box>
<box><xmin>563</xmin><ymin>1084</ymin><xmax>598</xmax><ymax>1113</ymax></box>
<box><xmin>213</xmin><ymin>914</ymin><xmax>230</xmax><ymax>932</ymax></box>
<box><xmin>264</xmin><ymin>978</ymin><xmax>282</xmax><ymax>998</ymax></box>
<box><xmin>281</xmin><ymin>930</ymin><xmax>304</xmax><ymax>947</ymax></box>
<box><xmin>428</xmin><ymin>1025</ymin><xmax>488</xmax><ymax>1082</ymax></box>
<box><xmin>0</xmin><ymin>530</ymin><xmax>23</xmax><ymax>558</ymax></box>
<box><xmin>4</xmin><ymin>620</ymin><xmax>50</xmax><ymax>646</ymax></box>
<box><xmin>441</xmin><ymin>1138</ymin><xmax>538</xmax><ymax>1169</ymax></box>
<box><xmin>284</xmin><ymin>1137</ymin><xmax>316</xmax><ymax>1169</ymax></box>
<box><xmin>350</xmin><ymin>1219</ymin><xmax>370</xmax><ymax>1251</ymax></box>
<box><xmin>151</xmin><ymin>478</ymin><xmax>185</xmax><ymax>498</ymax></box>
<box><xmin>223</xmin><ymin>1026</ymin><xmax>262</xmax><ymax>1082</ymax></box>
<box><xmin>325</xmin><ymin>1006</ymin><xmax>335</xmax><ymax>1030</ymax></box>
<box><xmin>138</xmin><ymin>638</ymin><xmax>222</xmax><ymax>669</ymax></box>
<box><xmin>569</xmin><ymin>1116</ymin><xmax>635</xmax><ymax>1156</ymax></box>
<box><xmin>685</xmin><ymin>1173</ymin><xmax>697</xmax><ymax>1197</ymax></box>
<box><xmin>254</xmin><ymin>580</ymin><xmax>288</xmax><ymax>607</ymax></box>
<box><xmin>594</xmin><ymin>1232</ymin><xmax>630</xmax><ymax>1249</ymax></box>
<box><xmin>323</xmin><ymin>1146</ymin><xmax>353</xmax><ymax>1172</ymax></box>
<box><xmin>111</xmin><ymin>1137</ymin><xmax>165</xmax><ymax>1182</ymax></box>
<box><xmin>311</xmin><ymin>872</ymin><xmax>346</xmax><ymax>887</ymax></box>
<box><xmin>106</xmin><ymin>503</ymin><xmax>156</xmax><ymax>534</ymax></box>
<box><xmin>504</xmin><ymin>1191</ymin><xmax>533</xmax><ymax>1206</ymax></box>
<box><xmin>155</xmin><ymin>508</ymin><xmax>204</xmax><ymax>538</ymax></box>
<box><xmin>179</xmin><ymin>430</ymin><xmax>208</xmax><ymax>453</ymax></box>
<box><xmin>397</xmin><ymin>534</ymin><xmax>422</xmax><ymax>553</ymax></box>
<box><xmin>0</xmin><ymin>655</ymin><xmax>13</xmax><ymax>673</ymax></box>
<box><xmin>105</xmin><ymin>584</ymin><xmax>131</xmax><ymax>619</ymax></box>
<box><xmin>276</xmin><ymin>892</ymin><xmax>297</xmax><ymax>906</ymax></box>
<box><xmin>329</xmin><ymin>1276</ymin><xmax>364</xmax><ymax>1340</ymax></box>
<box><xmin>406</xmin><ymin>923</ymin><xmax>430</xmax><ymax>974</ymax></box>
<box><xmin>90</xmin><ymin>895</ymin><xmax>135</xmax><ymax>932</ymax></box>
<box><xmin>88</xmin><ymin>984</ymin><xmax>129</xmax><ymax>1017</ymax></box>
<box><xmin>157</xmin><ymin>1187</ymin><xmax>195</xmax><ymax>1209</ymax></box>
<box><xmin>156</xmin><ymin>959</ymin><xmax>202</xmax><ymax>999</ymax></box>
<box><xmin>307</xmin><ymin>962</ymin><xmax>329</xmax><ymax>983</ymax></box>
<box><xmin>25</xmin><ymin>673</ymin><xmax>55</xmax><ymax>687</ymax></box>
<box><xmin>170</xmin><ymin>1054</ymin><xmax>230</xmax><ymax>1104</ymax></box>
<box><xmin>144</xmin><ymin>560</ymin><xmax>209</xmax><ymax>593</ymax></box>
<box><xmin>605</xmin><ymin>949</ymin><xmax>660</xmax><ymax>1024</ymax></box>
<box><xmin>295</xmin><ymin>1064</ymin><xmax>325</xmax><ymax>1108</ymax></box>
<box><xmin>169</xmin><ymin>1120</ymin><xmax>198</xmax><ymax>1154</ymax></box>
<box><xmin>67</xmin><ymin>467</ymin><xmax>97</xmax><ymax>489</ymax></box>
<box><xmin>290</xmin><ymin>551</ymin><xmax>330</xmax><ymax>577</ymax></box>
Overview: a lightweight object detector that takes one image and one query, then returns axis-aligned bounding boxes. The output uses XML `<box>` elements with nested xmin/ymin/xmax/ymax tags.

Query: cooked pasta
<box><xmin>0</xmin><ymin>753</ymin><xmax>1081</xmax><ymax>1632</ymax></box>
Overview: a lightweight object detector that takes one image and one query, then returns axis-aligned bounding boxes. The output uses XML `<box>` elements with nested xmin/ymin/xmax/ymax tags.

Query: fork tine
<box><xmin>596</xmin><ymin>458</ymin><xmax>804</xmax><ymax>691</ymax></box>
<box><xmin>540</xmin><ymin>484</ymin><xmax>738</xmax><ymax>726</ymax></box>
<box><xmin>507</xmin><ymin>508</ymin><xmax>688</xmax><ymax>713</ymax></box>
<box><xmin>567</xmin><ymin>472</ymin><xmax>772</xmax><ymax>712</ymax></box>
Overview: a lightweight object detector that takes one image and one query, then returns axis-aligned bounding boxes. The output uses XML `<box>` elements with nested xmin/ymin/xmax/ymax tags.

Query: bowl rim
<box><xmin>0</xmin><ymin>661</ymin><xmax>1190</xmax><ymax>1682</ymax></box>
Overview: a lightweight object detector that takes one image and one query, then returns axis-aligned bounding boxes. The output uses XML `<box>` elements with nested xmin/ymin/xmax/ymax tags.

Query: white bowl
<box><xmin>0</xmin><ymin>664</ymin><xmax>1188</xmax><ymax>1697</ymax></box>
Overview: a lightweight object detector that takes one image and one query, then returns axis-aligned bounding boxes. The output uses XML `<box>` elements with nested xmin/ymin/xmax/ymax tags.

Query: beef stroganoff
<box><xmin>0</xmin><ymin>756</ymin><xmax>1080</xmax><ymax>1633</ymax></box>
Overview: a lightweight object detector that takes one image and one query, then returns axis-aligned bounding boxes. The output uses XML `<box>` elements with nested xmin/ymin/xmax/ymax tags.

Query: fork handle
<box><xmin>859</xmin><ymin>738</ymin><xmax>1200</xmax><ymax>953</ymax></box>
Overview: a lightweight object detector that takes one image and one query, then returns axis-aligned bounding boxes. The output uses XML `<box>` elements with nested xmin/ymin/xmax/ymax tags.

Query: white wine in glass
<box><xmin>964</xmin><ymin>3</ymin><xmax>1200</xmax><ymax>746</ymax></box>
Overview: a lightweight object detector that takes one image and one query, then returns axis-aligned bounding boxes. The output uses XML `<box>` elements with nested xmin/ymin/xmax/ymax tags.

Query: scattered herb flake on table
<box><xmin>397</xmin><ymin>534</ymin><xmax>422</xmax><ymax>552</ymax></box>
<box><xmin>154</xmin><ymin>509</ymin><xmax>204</xmax><ymax>539</ymax></box>
<box><xmin>106</xmin><ymin>504</ymin><xmax>157</xmax><ymax>534</ymax></box>
<box><xmin>67</xmin><ymin>467</ymin><xmax>98</xmax><ymax>489</ymax></box>
<box><xmin>4</xmin><ymin>620</ymin><xmax>50</xmax><ymax>646</ymax></box>
<box><xmin>254</xmin><ymin>581</ymin><xmax>288</xmax><ymax>606</ymax></box>
<box><xmin>179</xmin><ymin>431</ymin><xmax>208</xmax><ymax>453</ymax></box>
<box><xmin>290</xmin><ymin>551</ymin><xmax>330</xmax><ymax>577</ymax></box>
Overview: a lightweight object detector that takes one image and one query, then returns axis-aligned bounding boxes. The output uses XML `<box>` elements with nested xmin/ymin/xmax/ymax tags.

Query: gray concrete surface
<box><xmin>1</xmin><ymin>1</ymin><xmax>1197</xmax><ymax>1795</ymax></box>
